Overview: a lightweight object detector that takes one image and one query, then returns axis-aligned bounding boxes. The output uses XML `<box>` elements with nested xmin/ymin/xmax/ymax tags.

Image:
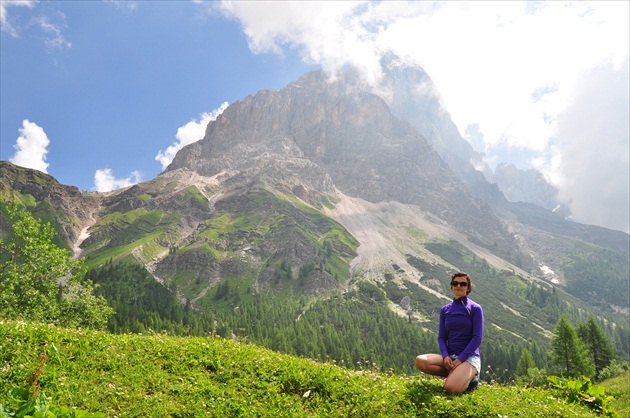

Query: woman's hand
<box><xmin>443</xmin><ymin>356</ymin><xmax>453</xmax><ymax>371</ymax></box>
<box><xmin>451</xmin><ymin>358</ymin><xmax>463</xmax><ymax>370</ymax></box>
<box><xmin>443</xmin><ymin>357</ymin><xmax>462</xmax><ymax>373</ymax></box>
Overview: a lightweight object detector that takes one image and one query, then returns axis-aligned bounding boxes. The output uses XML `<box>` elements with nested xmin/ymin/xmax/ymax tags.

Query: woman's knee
<box><xmin>443</xmin><ymin>380</ymin><xmax>465</xmax><ymax>394</ymax></box>
<box><xmin>415</xmin><ymin>354</ymin><xmax>435</xmax><ymax>371</ymax></box>
<box><xmin>414</xmin><ymin>355</ymin><xmax>425</xmax><ymax>370</ymax></box>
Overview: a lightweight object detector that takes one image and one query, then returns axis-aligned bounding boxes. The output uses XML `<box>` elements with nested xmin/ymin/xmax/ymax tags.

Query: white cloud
<box><xmin>155</xmin><ymin>102</ymin><xmax>229</xmax><ymax>170</ymax></box>
<box><xmin>9</xmin><ymin>119</ymin><xmax>50</xmax><ymax>173</ymax></box>
<box><xmin>93</xmin><ymin>169</ymin><xmax>142</xmax><ymax>193</ymax></box>
<box><xmin>219</xmin><ymin>0</ymin><xmax>630</xmax><ymax>232</ymax></box>
<box><xmin>218</xmin><ymin>1</ymin><xmax>385</xmax><ymax>84</ymax></box>
<box><xmin>105</xmin><ymin>0</ymin><xmax>138</xmax><ymax>14</ymax></box>
<box><xmin>0</xmin><ymin>0</ymin><xmax>35</xmax><ymax>37</ymax></box>
<box><xmin>546</xmin><ymin>59</ymin><xmax>630</xmax><ymax>233</ymax></box>
<box><xmin>1</xmin><ymin>1</ymin><xmax>71</xmax><ymax>51</ymax></box>
<box><xmin>33</xmin><ymin>12</ymin><xmax>71</xmax><ymax>51</ymax></box>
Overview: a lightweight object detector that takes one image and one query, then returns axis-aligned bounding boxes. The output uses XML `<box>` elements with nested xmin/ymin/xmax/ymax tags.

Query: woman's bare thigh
<box><xmin>444</xmin><ymin>361</ymin><xmax>477</xmax><ymax>394</ymax></box>
<box><xmin>415</xmin><ymin>354</ymin><xmax>448</xmax><ymax>376</ymax></box>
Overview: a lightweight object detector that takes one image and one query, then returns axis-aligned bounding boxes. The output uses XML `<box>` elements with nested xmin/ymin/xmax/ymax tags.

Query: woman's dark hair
<box><xmin>451</xmin><ymin>272</ymin><xmax>474</xmax><ymax>295</ymax></box>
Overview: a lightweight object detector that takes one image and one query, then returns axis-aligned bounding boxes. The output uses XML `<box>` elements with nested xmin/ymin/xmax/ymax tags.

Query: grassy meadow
<box><xmin>1</xmin><ymin>320</ymin><xmax>626</xmax><ymax>417</ymax></box>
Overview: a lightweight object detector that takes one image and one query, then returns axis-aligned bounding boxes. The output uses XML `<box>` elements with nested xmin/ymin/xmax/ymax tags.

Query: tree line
<box><xmin>85</xmin><ymin>259</ymin><xmax>625</xmax><ymax>382</ymax></box>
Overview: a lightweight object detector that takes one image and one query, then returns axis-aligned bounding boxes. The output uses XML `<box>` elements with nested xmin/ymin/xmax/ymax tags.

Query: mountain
<box><xmin>380</xmin><ymin>64</ymin><xmax>574</xmax><ymax>225</ymax></box>
<box><xmin>491</xmin><ymin>162</ymin><xmax>570</xmax><ymax>216</ymax></box>
<box><xmin>0</xmin><ymin>161</ymin><xmax>101</xmax><ymax>251</ymax></box>
<box><xmin>168</xmin><ymin>70</ymin><xmax>522</xmax><ymax>264</ymax></box>
<box><xmin>1</xmin><ymin>67</ymin><xmax>628</xmax><ymax>373</ymax></box>
<box><xmin>376</xmin><ymin>62</ymin><xmax>500</xmax><ymax>203</ymax></box>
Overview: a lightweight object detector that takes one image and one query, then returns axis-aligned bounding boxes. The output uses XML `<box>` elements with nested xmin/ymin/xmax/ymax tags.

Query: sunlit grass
<box><xmin>599</xmin><ymin>370</ymin><xmax>630</xmax><ymax>417</ymax></box>
<box><xmin>1</xmin><ymin>321</ymin><xmax>613</xmax><ymax>417</ymax></box>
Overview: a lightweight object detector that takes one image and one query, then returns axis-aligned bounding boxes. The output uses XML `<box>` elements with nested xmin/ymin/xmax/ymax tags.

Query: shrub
<box><xmin>598</xmin><ymin>361</ymin><xmax>629</xmax><ymax>382</ymax></box>
<box><xmin>516</xmin><ymin>367</ymin><xmax>548</xmax><ymax>388</ymax></box>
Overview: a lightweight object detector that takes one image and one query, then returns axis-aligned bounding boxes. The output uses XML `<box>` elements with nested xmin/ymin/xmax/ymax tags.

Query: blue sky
<box><xmin>1</xmin><ymin>1</ymin><xmax>314</xmax><ymax>190</ymax></box>
<box><xmin>1</xmin><ymin>1</ymin><xmax>629</xmax><ymax>233</ymax></box>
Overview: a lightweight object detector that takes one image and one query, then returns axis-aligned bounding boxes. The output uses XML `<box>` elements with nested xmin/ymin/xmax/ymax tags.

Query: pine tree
<box><xmin>550</xmin><ymin>314</ymin><xmax>595</xmax><ymax>378</ymax></box>
<box><xmin>577</xmin><ymin>317</ymin><xmax>618</xmax><ymax>380</ymax></box>
<box><xmin>516</xmin><ymin>348</ymin><xmax>536</xmax><ymax>377</ymax></box>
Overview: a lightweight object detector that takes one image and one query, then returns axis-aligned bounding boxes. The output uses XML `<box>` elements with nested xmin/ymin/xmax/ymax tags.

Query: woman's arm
<box><xmin>438</xmin><ymin>306</ymin><xmax>450</xmax><ymax>358</ymax></box>
<box><xmin>459</xmin><ymin>304</ymin><xmax>484</xmax><ymax>360</ymax></box>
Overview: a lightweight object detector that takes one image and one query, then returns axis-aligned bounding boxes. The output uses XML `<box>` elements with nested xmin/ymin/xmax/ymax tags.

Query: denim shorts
<box><xmin>450</xmin><ymin>354</ymin><xmax>481</xmax><ymax>375</ymax></box>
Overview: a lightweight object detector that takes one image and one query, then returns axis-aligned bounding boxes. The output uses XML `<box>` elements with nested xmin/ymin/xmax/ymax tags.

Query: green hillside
<box><xmin>1</xmin><ymin>321</ymin><xmax>620</xmax><ymax>418</ymax></box>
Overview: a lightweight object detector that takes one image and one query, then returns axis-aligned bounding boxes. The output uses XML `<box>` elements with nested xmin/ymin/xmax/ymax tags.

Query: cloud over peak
<box><xmin>155</xmin><ymin>102</ymin><xmax>229</xmax><ymax>171</ymax></box>
<box><xmin>218</xmin><ymin>0</ymin><xmax>629</xmax><ymax>233</ymax></box>
<box><xmin>93</xmin><ymin>169</ymin><xmax>142</xmax><ymax>193</ymax></box>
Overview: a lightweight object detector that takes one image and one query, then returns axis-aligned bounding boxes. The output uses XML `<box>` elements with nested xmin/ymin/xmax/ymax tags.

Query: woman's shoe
<box><xmin>466</xmin><ymin>375</ymin><xmax>479</xmax><ymax>391</ymax></box>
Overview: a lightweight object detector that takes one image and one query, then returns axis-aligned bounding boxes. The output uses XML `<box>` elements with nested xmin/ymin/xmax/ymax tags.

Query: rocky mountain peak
<box><xmin>167</xmin><ymin>69</ymin><xmax>521</xmax><ymax>258</ymax></box>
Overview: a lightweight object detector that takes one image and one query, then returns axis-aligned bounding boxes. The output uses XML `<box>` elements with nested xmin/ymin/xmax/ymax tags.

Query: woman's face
<box><xmin>450</xmin><ymin>277</ymin><xmax>469</xmax><ymax>298</ymax></box>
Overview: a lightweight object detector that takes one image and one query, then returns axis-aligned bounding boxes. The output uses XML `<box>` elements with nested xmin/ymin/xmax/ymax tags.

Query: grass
<box><xmin>0</xmin><ymin>321</ymin><xmax>616</xmax><ymax>417</ymax></box>
<box><xmin>600</xmin><ymin>370</ymin><xmax>630</xmax><ymax>417</ymax></box>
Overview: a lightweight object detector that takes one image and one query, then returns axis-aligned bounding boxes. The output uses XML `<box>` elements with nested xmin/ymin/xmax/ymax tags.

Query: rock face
<box><xmin>377</xmin><ymin>63</ymin><xmax>501</xmax><ymax>204</ymax></box>
<box><xmin>168</xmin><ymin>70</ymin><xmax>519</xmax><ymax>256</ymax></box>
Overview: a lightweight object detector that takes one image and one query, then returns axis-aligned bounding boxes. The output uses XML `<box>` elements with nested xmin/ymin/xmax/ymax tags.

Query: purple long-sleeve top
<box><xmin>438</xmin><ymin>296</ymin><xmax>484</xmax><ymax>360</ymax></box>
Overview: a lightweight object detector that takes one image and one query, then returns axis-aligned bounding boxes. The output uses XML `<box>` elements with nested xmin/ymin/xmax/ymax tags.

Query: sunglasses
<box><xmin>450</xmin><ymin>281</ymin><xmax>469</xmax><ymax>288</ymax></box>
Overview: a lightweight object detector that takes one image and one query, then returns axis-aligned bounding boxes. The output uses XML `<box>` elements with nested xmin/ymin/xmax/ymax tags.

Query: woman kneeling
<box><xmin>415</xmin><ymin>272</ymin><xmax>484</xmax><ymax>394</ymax></box>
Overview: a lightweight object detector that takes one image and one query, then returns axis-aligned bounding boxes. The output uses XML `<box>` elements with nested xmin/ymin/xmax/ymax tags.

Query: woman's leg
<box><xmin>415</xmin><ymin>354</ymin><xmax>448</xmax><ymax>377</ymax></box>
<box><xmin>443</xmin><ymin>361</ymin><xmax>477</xmax><ymax>394</ymax></box>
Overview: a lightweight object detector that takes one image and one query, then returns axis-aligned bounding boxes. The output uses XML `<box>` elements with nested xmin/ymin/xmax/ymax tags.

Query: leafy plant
<box><xmin>0</xmin><ymin>204</ymin><xmax>113</xmax><ymax>329</ymax></box>
<box><xmin>0</xmin><ymin>343</ymin><xmax>102</xmax><ymax>418</ymax></box>
<box><xmin>0</xmin><ymin>387</ymin><xmax>103</xmax><ymax>418</ymax></box>
<box><xmin>547</xmin><ymin>375</ymin><xmax>616</xmax><ymax>416</ymax></box>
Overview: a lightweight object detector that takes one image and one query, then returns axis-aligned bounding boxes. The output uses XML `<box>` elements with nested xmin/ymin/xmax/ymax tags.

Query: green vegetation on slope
<box><xmin>599</xmin><ymin>370</ymin><xmax>630</xmax><ymax>417</ymax></box>
<box><xmin>85</xmin><ymin>261</ymin><xmax>210</xmax><ymax>335</ymax></box>
<box><xmin>82</xmin><ymin>208</ymin><xmax>179</xmax><ymax>268</ymax></box>
<box><xmin>86</xmin><ymin>257</ymin><xmax>627</xmax><ymax>384</ymax></box>
<box><xmin>563</xmin><ymin>248</ymin><xmax>630</xmax><ymax>309</ymax></box>
<box><xmin>418</xmin><ymin>241</ymin><xmax>630</xmax><ymax>367</ymax></box>
<box><xmin>0</xmin><ymin>321</ymin><xmax>610</xmax><ymax>418</ymax></box>
<box><xmin>158</xmin><ymin>187</ymin><xmax>358</xmax><ymax>301</ymax></box>
<box><xmin>86</xmin><ymin>261</ymin><xmax>435</xmax><ymax>374</ymax></box>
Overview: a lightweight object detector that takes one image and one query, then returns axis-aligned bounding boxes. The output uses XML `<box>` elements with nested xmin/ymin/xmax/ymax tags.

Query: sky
<box><xmin>1</xmin><ymin>1</ymin><xmax>628</xmax><ymax>234</ymax></box>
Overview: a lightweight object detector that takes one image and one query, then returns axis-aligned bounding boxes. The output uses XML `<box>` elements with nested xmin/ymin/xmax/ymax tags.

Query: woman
<box><xmin>415</xmin><ymin>272</ymin><xmax>484</xmax><ymax>394</ymax></box>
